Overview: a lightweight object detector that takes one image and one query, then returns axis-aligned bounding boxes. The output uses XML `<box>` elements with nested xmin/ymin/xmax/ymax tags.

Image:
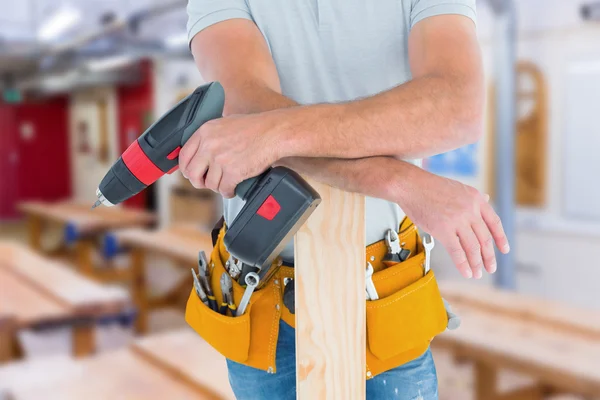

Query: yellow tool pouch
<box><xmin>186</xmin><ymin>218</ymin><xmax>447</xmax><ymax>377</ymax></box>
<box><xmin>281</xmin><ymin>218</ymin><xmax>448</xmax><ymax>378</ymax></box>
<box><xmin>185</xmin><ymin>227</ymin><xmax>282</xmax><ymax>372</ymax></box>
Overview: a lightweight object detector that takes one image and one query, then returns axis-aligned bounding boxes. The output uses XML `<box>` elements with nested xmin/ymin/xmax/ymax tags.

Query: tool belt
<box><xmin>185</xmin><ymin>217</ymin><xmax>448</xmax><ymax>378</ymax></box>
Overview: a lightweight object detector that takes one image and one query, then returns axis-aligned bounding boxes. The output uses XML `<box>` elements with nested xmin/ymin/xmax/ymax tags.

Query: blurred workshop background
<box><xmin>0</xmin><ymin>0</ymin><xmax>599</xmax><ymax>399</ymax></box>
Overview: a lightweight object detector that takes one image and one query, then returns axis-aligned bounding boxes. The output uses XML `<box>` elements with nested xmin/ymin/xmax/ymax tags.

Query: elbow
<box><xmin>458</xmin><ymin>104</ymin><xmax>484</xmax><ymax>145</ymax></box>
<box><xmin>453</xmin><ymin>84</ymin><xmax>485</xmax><ymax>146</ymax></box>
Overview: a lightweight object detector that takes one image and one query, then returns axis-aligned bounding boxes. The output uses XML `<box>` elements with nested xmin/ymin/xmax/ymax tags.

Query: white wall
<box><xmin>152</xmin><ymin>57</ymin><xmax>206</xmax><ymax>227</ymax></box>
<box><xmin>69</xmin><ymin>87</ymin><xmax>119</xmax><ymax>204</ymax></box>
<box><xmin>434</xmin><ymin>0</ymin><xmax>600</xmax><ymax>309</ymax></box>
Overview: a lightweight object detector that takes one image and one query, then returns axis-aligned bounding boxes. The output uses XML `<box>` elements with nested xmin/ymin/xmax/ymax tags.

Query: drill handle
<box><xmin>235</xmin><ymin>170</ymin><xmax>270</xmax><ymax>200</ymax></box>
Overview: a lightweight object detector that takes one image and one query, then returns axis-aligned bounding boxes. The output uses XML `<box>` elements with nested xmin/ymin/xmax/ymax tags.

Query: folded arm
<box><xmin>182</xmin><ymin>18</ymin><xmax>508</xmax><ymax>279</ymax></box>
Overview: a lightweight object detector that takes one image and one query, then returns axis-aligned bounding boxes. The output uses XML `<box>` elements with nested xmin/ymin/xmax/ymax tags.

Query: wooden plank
<box><xmin>0</xmin><ymin>355</ymin><xmax>84</xmax><ymax>394</ymax></box>
<box><xmin>131</xmin><ymin>329</ymin><xmax>234</xmax><ymax>399</ymax></box>
<box><xmin>0</xmin><ymin>316</ymin><xmax>16</xmax><ymax>362</ymax></box>
<box><xmin>9</xmin><ymin>350</ymin><xmax>206</xmax><ymax>400</ymax></box>
<box><xmin>26</xmin><ymin>215</ymin><xmax>42</xmax><ymax>251</ymax></box>
<box><xmin>114</xmin><ymin>225</ymin><xmax>213</xmax><ymax>264</ymax></box>
<box><xmin>72</xmin><ymin>325</ymin><xmax>96</xmax><ymax>357</ymax></box>
<box><xmin>131</xmin><ymin>248</ymin><xmax>149</xmax><ymax>334</ymax></box>
<box><xmin>440</xmin><ymin>282</ymin><xmax>600</xmax><ymax>338</ymax></box>
<box><xmin>18</xmin><ymin>201</ymin><xmax>155</xmax><ymax>234</ymax></box>
<box><xmin>474</xmin><ymin>361</ymin><xmax>497</xmax><ymax>400</ymax></box>
<box><xmin>294</xmin><ymin>182</ymin><xmax>366</xmax><ymax>399</ymax></box>
<box><xmin>0</xmin><ymin>242</ymin><xmax>129</xmax><ymax>315</ymax></box>
<box><xmin>0</xmin><ymin>268</ymin><xmax>67</xmax><ymax>326</ymax></box>
<box><xmin>435</xmin><ymin>306</ymin><xmax>600</xmax><ymax>397</ymax></box>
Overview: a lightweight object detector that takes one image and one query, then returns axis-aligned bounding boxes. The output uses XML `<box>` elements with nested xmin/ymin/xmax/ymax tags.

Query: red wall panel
<box><xmin>0</xmin><ymin>98</ymin><xmax>70</xmax><ymax>220</ymax></box>
<box><xmin>16</xmin><ymin>98</ymin><xmax>71</xmax><ymax>202</ymax></box>
<box><xmin>0</xmin><ymin>106</ymin><xmax>19</xmax><ymax>219</ymax></box>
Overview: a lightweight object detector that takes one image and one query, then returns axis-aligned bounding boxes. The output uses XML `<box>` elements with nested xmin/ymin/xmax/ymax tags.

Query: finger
<box><xmin>219</xmin><ymin>177</ymin><xmax>236</xmax><ymax>199</ymax></box>
<box><xmin>186</xmin><ymin>156</ymin><xmax>209</xmax><ymax>189</ymax></box>
<box><xmin>481</xmin><ymin>202</ymin><xmax>510</xmax><ymax>254</ymax></box>
<box><xmin>472</xmin><ymin>220</ymin><xmax>496</xmax><ymax>274</ymax></box>
<box><xmin>444</xmin><ymin>235</ymin><xmax>472</xmax><ymax>279</ymax></box>
<box><xmin>204</xmin><ymin>165</ymin><xmax>222</xmax><ymax>193</ymax></box>
<box><xmin>483</xmin><ymin>193</ymin><xmax>490</xmax><ymax>203</ymax></box>
<box><xmin>178</xmin><ymin>129</ymin><xmax>202</xmax><ymax>175</ymax></box>
<box><xmin>458</xmin><ymin>228</ymin><xmax>484</xmax><ymax>279</ymax></box>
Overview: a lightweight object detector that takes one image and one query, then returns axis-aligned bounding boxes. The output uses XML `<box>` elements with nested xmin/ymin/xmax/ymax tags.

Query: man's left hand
<box><xmin>178</xmin><ymin>112</ymin><xmax>283</xmax><ymax>198</ymax></box>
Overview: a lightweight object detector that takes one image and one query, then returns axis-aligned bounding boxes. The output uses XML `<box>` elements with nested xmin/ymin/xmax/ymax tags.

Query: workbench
<box><xmin>18</xmin><ymin>201</ymin><xmax>155</xmax><ymax>281</ymax></box>
<box><xmin>0</xmin><ymin>242</ymin><xmax>130</xmax><ymax>361</ymax></box>
<box><xmin>112</xmin><ymin>224</ymin><xmax>213</xmax><ymax>334</ymax></box>
<box><xmin>0</xmin><ymin>329</ymin><xmax>234</xmax><ymax>400</ymax></box>
<box><xmin>436</xmin><ymin>282</ymin><xmax>600</xmax><ymax>400</ymax></box>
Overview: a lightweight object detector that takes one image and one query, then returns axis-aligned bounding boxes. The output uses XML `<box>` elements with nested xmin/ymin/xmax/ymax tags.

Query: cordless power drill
<box><xmin>93</xmin><ymin>82</ymin><xmax>320</xmax><ymax>279</ymax></box>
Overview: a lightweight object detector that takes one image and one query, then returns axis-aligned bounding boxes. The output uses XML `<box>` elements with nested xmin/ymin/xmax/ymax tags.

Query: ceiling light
<box><xmin>164</xmin><ymin>33</ymin><xmax>189</xmax><ymax>48</ymax></box>
<box><xmin>38</xmin><ymin>6</ymin><xmax>82</xmax><ymax>41</ymax></box>
<box><xmin>85</xmin><ymin>55</ymin><xmax>136</xmax><ymax>72</ymax></box>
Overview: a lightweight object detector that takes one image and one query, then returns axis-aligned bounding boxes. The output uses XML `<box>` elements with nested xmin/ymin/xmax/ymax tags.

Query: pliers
<box><xmin>219</xmin><ymin>273</ymin><xmax>237</xmax><ymax>316</ymax></box>
<box><xmin>383</xmin><ymin>229</ymin><xmax>411</xmax><ymax>267</ymax></box>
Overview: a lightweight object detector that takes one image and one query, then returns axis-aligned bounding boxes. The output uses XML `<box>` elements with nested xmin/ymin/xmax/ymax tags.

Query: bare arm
<box><xmin>190</xmin><ymin>15</ymin><xmax>483</xmax><ymax>162</ymax></box>
<box><xmin>184</xmin><ymin>18</ymin><xmax>508</xmax><ymax>279</ymax></box>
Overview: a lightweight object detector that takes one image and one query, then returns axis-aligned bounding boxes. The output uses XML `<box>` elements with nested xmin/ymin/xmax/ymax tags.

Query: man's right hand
<box><xmin>395</xmin><ymin>167</ymin><xmax>510</xmax><ymax>279</ymax></box>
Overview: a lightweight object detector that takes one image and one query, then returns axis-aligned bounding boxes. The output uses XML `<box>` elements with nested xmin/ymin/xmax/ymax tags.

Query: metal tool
<box><xmin>423</xmin><ymin>234</ymin><xmax>435</xmax><ymax>275</ymax></box>
<box><xmin>197</xmin><ymin>251</ymin><xmax>218</xmax><ymax>312</ymax></box>
<box><xmin>238</xmin><ymin>263</ymin><xmax>260</xmax><ymax>286</ymax></box>
<box><xmin>443</xmin><ymin>299</ymin><xmax>461</xmax><ymax>330</ymax></box>
<box><xmin>226</xmin><ymin>256</ymin><xmax>243</xmax><ymax>280</ymax></box>
<box><xmin>383</xmin><ymin>229</ymin><xmax>411</xmax><ymax>266</ymax></box>
<box><xmin>191</xmin><ymin>268</ymin><xmax>209</xmax><ymax>307</ymax></box>
<box><xmin>236</xmin><ymin>272</ymin><xmax>259</xmax><ymax>316</ymax></box>
<box><xmin>219</xmin><ymin>273</ymin><xmax>236</xmax><ymax>316</ymax></box>
<box><xmin>365</xmin><ymin>262</ymin><xmax>379</xmax><ymax>301</ymax></box>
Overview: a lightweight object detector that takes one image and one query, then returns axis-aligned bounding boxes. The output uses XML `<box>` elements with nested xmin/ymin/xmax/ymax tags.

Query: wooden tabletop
<box><xmin>18</xmin><ymin>201</ymin><xmax>155</xmax><ymax>234</ymax></box>
<box><xmin>7</xmin><ymin>350</ymin><xmax>209</xmax><ymax>400</ymax></box>
<box><xmin>2</xmin><ymin>329</ymin><xmax>235</xmax><ymax>400</ymax></box>
<box><xmin>132</xmin><ymin>328</ymin><xmax>234</xmax><ymax>399</ymax></box>
<box><xmin>437</xmin><ymin>282</ymin><xmax>600</xmax><ymax>396</ymax></box>
<box><xmin>0</xmin><ymin>242</ymin><xmax>130</xmax><ymax>327</ymax></box>
<box><xmin>114</xmin><ymin>224</ymin><xmax>213</xmax><ymax>264</ymax></box>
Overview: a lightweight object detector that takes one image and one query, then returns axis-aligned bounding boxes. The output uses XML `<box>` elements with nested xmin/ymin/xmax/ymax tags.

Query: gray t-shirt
<box><xmin>188</xmin><ymin>0</ymin><xmax>476</xmax><ymax>261</ymax></box>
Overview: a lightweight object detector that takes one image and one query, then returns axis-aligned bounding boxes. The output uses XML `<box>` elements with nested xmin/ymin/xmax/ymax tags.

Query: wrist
<box><xmin>384</xmin><ymin>159</ymin><xmax>421</xmax><ymax>206</ymax></box>
<box><xmin>275</xmin><ymin>103</ymin><xmax>347</xmax><ymax>159</ymax></box>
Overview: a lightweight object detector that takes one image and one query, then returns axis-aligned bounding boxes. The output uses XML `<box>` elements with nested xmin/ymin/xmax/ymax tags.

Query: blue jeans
<box><xmin>227</xmin><ymin>321</ymin><xmax>438</xmax><ymax>399</ymax></box>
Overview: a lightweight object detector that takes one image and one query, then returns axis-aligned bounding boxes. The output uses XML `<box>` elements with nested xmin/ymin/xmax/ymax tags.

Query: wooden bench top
<box><xmin>114</xmin><ymin>224</ymin><xmax>213</xmax><ymax>264</ymax></box>
<box><xmin>6</xmin><ymin>350</ymin><xmax>208</xmax><ymax>400</ymax></box>
<box><xmin>132</xmin><ymin>328</ymin><xmax>234</xmax><ymax>399</ymax></box>
<box><xmin>18</xmin><ymin>201</ymin><xmax>155</xmax><ymax>234</ymax></box>
<box><xmin>0</xmin><ymin>242</ymin><xmax>130</xmax><ymax>327</ymax></box>
<box><xmin>437</xmin><ymin>282</ymin><xmax>600</xmax><ymax>396</ymax></box>
<box><xmin>1</xmin><ymin>329</ymin><xmax>234</xmax><ymax>400</ymax></box>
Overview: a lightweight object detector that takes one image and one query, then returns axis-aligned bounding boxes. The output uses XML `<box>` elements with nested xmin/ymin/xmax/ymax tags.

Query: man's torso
<box><xmin>223</xmin><ymin>0</ymin><xmax>420</xmax><ymax>261</ymax></box>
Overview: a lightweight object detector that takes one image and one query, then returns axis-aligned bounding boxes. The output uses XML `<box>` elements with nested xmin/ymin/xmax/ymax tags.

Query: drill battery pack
<box><xmin>224</xmin><ymin>167</ymin><xmax>320</xmax><ymax>282</ymax></box>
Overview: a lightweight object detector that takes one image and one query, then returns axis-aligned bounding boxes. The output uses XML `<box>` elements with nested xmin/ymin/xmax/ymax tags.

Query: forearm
<box><xmin>277</xmin><ymin>156</ymin><xmax>425</xmax><ymax>208</ymax></box>
<box><xmin>197</xmin><ymin>70</ymin><xmax>431</xmax><ymax>202</ymax></box>
<box><xmin>266</xmin><ymin>72</ymin><xmax>483</xmax><ymax>161</ymax></box>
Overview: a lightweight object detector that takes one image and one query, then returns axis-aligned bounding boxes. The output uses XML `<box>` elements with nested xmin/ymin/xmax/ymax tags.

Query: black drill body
<box><xmin>94</xmin><ymin>81</ymin><xmax>321</xmax><ymax>271</ymax></box>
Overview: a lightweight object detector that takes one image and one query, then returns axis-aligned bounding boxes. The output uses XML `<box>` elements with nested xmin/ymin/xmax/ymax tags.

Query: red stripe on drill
<box><xmin>167</xmin><ymin>165</ymin><xmax>179</xmax><ymax>174</ymax></box>
<box><xmin>167</xmin><ymin>146</ymin><xmax>181</xmax><ymax>160</ymax></box>
<box><xmin>122</xmin><ymin>140</ymin><xmax>164</xmax><ymax>185</ymax></box>
<box><xmin>256</xmin><ymin>195</ymin><xmax>281</xmax><ymax>221</ymax></box>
